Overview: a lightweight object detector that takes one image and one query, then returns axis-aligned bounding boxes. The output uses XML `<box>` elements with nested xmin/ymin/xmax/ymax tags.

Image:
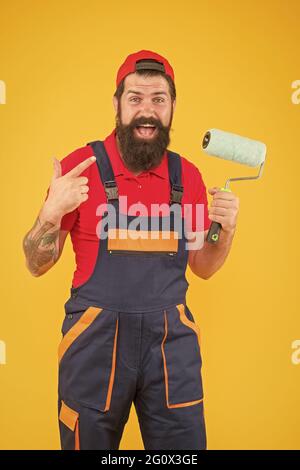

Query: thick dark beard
<box><xmin>115</xmin><ymin>105</ymin><xmax>173</xmax><ymax>173</ymax></box>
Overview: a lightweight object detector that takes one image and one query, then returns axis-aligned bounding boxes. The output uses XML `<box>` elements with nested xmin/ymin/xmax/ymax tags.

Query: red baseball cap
<box><xmin>116</xmin><ymin>50</ymin><xmax>175</xmax><ymax>88</ymax></box>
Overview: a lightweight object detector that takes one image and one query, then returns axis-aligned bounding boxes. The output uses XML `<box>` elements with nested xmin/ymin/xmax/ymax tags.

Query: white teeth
<box><xmin>139</xmin><ymin>124</ymin><xmax>155</xmax><ymax>127</ymax></box>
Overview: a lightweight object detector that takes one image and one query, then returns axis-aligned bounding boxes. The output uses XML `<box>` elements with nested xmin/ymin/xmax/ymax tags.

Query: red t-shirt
<box><xmin>46</xmin><ymin>129</ymin><xmax>210</xmax><ymax>287</ymax></box>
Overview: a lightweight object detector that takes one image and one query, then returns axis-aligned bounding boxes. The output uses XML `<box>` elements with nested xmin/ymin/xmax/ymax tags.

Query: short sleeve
<box><xmin>181</xmin><ymin>158</ymin><xmax>210</xmax><ymax>233</ymax></box>
<box><xmin>191</xmin><ymin>168</ymin><xmax>211</xmax><ymax>232</ymax></box>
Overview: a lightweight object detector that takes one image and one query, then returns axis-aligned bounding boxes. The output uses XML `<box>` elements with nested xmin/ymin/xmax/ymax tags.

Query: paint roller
<box><xmin>201</xmin><ymin>129</ymin><xmax>266</xmax><ymax>244</ymax></box>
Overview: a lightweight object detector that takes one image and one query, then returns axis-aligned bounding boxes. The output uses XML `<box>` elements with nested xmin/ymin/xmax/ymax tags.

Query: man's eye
<box><xmin>129</xmin><ymin>97</ymin><xmax>165</xmax><ymax>103</ymax></box>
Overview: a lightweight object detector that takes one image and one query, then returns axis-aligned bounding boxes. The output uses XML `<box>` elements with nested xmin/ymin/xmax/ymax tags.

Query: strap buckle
<box><xmin>170</xmin><ymin>184</ymin><xmax>183</xmax><ymax>205</ymax></box>
<box><xmin>104</xmin><ymin>180</ymin><xmax>119</xmax><ymax>201</ymax></box>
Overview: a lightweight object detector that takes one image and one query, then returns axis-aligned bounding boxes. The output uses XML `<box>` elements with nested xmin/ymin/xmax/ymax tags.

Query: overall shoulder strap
<box><xmin>167</xmin><ymin>150</ymin><xmax>184</xmax><ymax>205</ymax></box>
<box><xmin>87</xmin><ymin>140</ymin><xmax>118</xmax><ymax>202</ymax></box>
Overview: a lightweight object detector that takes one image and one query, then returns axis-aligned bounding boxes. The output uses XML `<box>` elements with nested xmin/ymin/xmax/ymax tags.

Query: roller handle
<box><xmin>206</xmin><ymin>221</ymin><xmax>222</xmax><ymax>244</ymax></box>
<box><xmin>206</xmin><ymin>187</ymin><xmax>232</xmax><ymax>244</ymax></box>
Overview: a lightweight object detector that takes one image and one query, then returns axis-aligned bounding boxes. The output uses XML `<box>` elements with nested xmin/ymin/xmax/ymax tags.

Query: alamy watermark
<box><xmin>0</xmin><ymin>80</ymin><xmax>6</xmax><ymax>104</ymax></box>
<box><xmin>291</xmin><ymin>80</ymin><xmax>300</xmax><ymax>105</ymax></box>
<box><xmin>0</xmin><ymin>340</ymin><xmax>6</xmax><ymax>365</ymax></box>
<box><xmin>94</xmin><ymin>196</ymin><xmax>207</xmax><ymax>250</ymax></box>
<box><xmin>291</xmin><ymin>339</ymin><xmax>300</xmax><ymax>365</ymax></box>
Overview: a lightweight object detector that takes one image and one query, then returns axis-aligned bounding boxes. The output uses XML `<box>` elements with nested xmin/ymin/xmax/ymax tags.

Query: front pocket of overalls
<box><xmin>107</xmin><ymin>228</ymin><xmax>178</xmax><ymax>257</ymax></box>
<box><xmin>161</xmin><ymin>304</ymin><xmax>203</xmax><ymax>408</ymax></box>
<box><xmin>59</xmin><ymin>400</ymin><xmax>80</xmax><ymax>450</ymax></box>
<box><xmin>58</xmin><ymin>306</ymin><xmax>119</xmax><ymax>412</ymax></box>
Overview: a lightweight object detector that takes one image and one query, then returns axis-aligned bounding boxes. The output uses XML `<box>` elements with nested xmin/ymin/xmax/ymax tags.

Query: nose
<box><xmin>139</xmin><ymin>98</ymin><xmax>155</xmax><ymax>117</ymax></box>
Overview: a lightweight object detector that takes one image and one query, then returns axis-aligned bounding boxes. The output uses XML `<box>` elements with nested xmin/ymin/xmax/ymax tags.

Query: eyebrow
<box><xmin>126</xmin><ymin>90</ymin><xmax>168</xmax><ymax>96</ymax></box>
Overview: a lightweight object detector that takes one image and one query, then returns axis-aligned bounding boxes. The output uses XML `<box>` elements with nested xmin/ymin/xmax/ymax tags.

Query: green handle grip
<box><xmin>206</xmin><ymin>221</ymin><xmax>222</xmax><ymax>244</ymax></box>
<box><xmin>206</xmin><ymin>187</ymin><xmax>231</xmax><ymax>244</ymax></box>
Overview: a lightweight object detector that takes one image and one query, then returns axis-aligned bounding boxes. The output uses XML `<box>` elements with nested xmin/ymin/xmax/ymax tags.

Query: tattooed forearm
<box><xmin>23</xmin><ymin>216</ymin><xmax>60</xmax><ymax>276</ymax></box>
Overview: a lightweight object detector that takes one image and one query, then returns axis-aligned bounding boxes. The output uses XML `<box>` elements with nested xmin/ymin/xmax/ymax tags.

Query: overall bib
<box><xmin>57</xmin><ymin>141</ymin><xmax>206</xmax><ymax>450</ymax></box>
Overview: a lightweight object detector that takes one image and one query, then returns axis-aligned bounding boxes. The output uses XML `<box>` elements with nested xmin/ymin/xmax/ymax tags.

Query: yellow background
<box><xmin>0</xmin><ymin>0</ymin><xmax>299</xmax><ymax>450</ymax></box>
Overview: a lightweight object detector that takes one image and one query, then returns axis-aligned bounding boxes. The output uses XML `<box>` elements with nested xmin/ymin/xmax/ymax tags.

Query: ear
<box><xmin>113</xmin><ymin>95</ymin><xmax>118</xmax><ymax>113</ymax></box>
<box><xmin>172</xmin><ymin>98</ymin><xmax>176</xmax><ymax>113</ymax></box>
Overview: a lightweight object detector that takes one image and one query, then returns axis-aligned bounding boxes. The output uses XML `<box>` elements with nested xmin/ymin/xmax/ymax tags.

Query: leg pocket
<box><xmin>161</xmin><ymin>304</ymin><xmax>203</xmax><ymax>409</ymax></box>
<box><xmin>178</xmin><ymin>304</ymin><xmax>202</xmax><ymax>348</ymax></box>
<box><xmin>59</xmin><ymin>400</ymin><xmax>80</xmax><ymax>450</ymax></box>
<box><xmin>58</xmin><ymin>307</ymin><xmax>119</xmax><ymax>412</ymax></box>
<box><xmin>58</xmin><ymin>306</ymin><xmax>103</xmax><ymax>362</ymax></box>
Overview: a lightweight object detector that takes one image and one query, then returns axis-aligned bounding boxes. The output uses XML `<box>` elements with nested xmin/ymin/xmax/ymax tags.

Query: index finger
<box><xmin>213</xmin><ymin>191</ymin><xmax>236</xmax><ymax>201</ymax></box>
<box><xmin>67</xmin><ymin>156</ymin><xmax>96</xmax><ymax>177</ymax></box>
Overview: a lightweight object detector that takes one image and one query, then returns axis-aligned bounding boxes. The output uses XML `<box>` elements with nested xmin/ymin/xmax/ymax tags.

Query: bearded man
<box><xmin>23</xmin><ymin>50</ymin><xmax>239</xmax><ymax>450</ymax></box>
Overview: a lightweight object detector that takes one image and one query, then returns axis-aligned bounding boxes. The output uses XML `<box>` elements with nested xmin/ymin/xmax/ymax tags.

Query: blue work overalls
<box><xmin>57</xmin><ymin>141</ymin><xmax>206</xmax><ymax>450</ymax></box>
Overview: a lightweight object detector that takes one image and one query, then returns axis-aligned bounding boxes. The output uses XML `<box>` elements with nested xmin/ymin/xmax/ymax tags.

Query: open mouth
<box><xmin>135</xmin><ymin>125</ymin><xmax>157</xmax><ymax>138</ymax></box>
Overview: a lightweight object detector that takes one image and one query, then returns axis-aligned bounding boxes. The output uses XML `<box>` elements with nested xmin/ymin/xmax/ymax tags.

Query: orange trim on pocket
<box><xmin>161</xmin><ymin>311</ymin><xmax>203</xmax><ymax>409</ymax></box>
<box><xmin>59</xmin><ymin>401</ymin><xmax>80</xmax><ymax>450</ymax></box>
<box><xmin>103</xmin><ymin>317</ymin><xmax>119</xmax><ymax>412</ymax></box>
<box><xmin>176</xmin><ymin>304</ymin><xmax>201</xmax><ymax>348</ymax></box>
<box><xmin>59</xmin><ymin>400</ymin><xmax>79</xmax><ymax>431</ymax></box>
<box><xmin>161</xmin><ymin>311</ymin><xmax>170</xmax><ymax>406</ymax></box>
<box><xmin>58</xmin><ymin>306</ymin><xmax>103</xmax><ymax>363</ymax></box>
<box><xmin>74</xmin><ymin>420</ymin><xmax>80</xmax><ymax>450</ymax></box>
<box><xmin>107</xmin><ymin>229</ymin><xmax>178</xmax><ymax>252</ymax></box>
